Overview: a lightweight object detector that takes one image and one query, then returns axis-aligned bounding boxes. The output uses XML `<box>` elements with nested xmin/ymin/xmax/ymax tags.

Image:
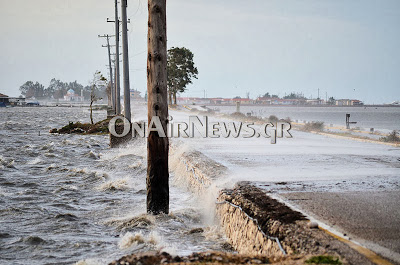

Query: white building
<box><xmin>64</xmin><ymin>89</ymin><xmax>84</xmax><ymax>101</ymax></box>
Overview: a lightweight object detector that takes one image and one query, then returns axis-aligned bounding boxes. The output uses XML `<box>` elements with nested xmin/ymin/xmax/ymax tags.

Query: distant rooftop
<box><xmin>0</xmin><ymin>93</ymin><xmax>9</xmax><ymax>98</ymax></box>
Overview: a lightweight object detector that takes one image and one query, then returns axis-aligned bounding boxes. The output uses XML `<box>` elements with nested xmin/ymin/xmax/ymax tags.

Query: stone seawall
<box><xmin>169</xmin><ymin>145</ymin><xmax>226</xmax><ymax>194</ymax></box>
<box><xmin>169</xmin><ymin>146</ymin><xmax>375</xmax><ymax>264</ymax></box>
<box><xmin>216</xmin><ymin>182</ymin><xmax>375</xmax><ymax>264</ymax></box>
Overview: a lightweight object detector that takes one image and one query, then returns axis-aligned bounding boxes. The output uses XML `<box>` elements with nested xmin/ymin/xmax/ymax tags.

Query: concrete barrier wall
<box><xmin>216</xmin><ymin>198</ymin><xmax>284</xmax><ymax>257</ymax></box>
<box><xmin>169</xmin><ymin>146</ymin><xmax>285</xmax><ymax>256</ymax></box>
<box><xmin>169</xmin><ymin>145</ymin><xmax>225</xmax><ymax>194</ymax></box>
<box><xmin>169</xmin><ymin>146</ymin><xmax>376</xmax><ymax>264</ymax></box>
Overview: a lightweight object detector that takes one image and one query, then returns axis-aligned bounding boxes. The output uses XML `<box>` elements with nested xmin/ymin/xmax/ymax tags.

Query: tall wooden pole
<box><xmin>146</xmin><ymin>0</ymin><xmax>169</xmax><ymax>214</ymax></box>
<box><xmin>114</xmin><ymin>0</ymin><xmax>121</xmax><ymax>114</ymax></box>
<box><xmin>121</xmin><ymin>0</ymin><xmax>131</xmax><ymax>122</ymax></box>
<box><xmin>98</xmin><ymin>34</ymin><xmax>115</xmax><ymax>114</ymax></box>
<box><xmin>106</xmin><ymin>36</ymin><xmax>115</xmax><ymax>113</ymax></box>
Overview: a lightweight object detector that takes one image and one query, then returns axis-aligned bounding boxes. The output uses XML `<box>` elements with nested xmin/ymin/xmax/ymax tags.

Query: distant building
<box><xmin>64</xmin><ymin>89</ymin><xmax>84</xmax><ymax>101</ymax></box>
<box><xmin>177</xmin><ymin>97</ymin><xmax>211</xmax><ymax>105</ymax></box>
<box><xmin>256</xmin><ymin>96</ymin><xmax>277</xmax><ymax>105</ymax></box>
<box><xmin>1</xmin><ymin>93</ymin><xmax>26</xmax><ymax>106</ymax></box>
<box><xmin>256</xmin><ymin>97</ymin><xmax>306</xmax><ymax>105</ymax></box>
<box><xmin>0</xmin><ymin>93</ymin><xmax>9</xmax><ymax>107</ymax></box>
<box><xmin>209</xmin><ymin>98</ymin><xmax>223</xmax><ymax>104</ymax></box>
<box><xmin>335</xmin><ymin>99</ymin><xmax>363</xmax><ymax>106</ymax></box>
<box><xmin>231</xmin><ymin>98</ymin><xmax>255</xmax><ymax>104</ymax></box>
<box><xmin>306</xmin><ymin>99</ymin><xmax>325</xmax><ymax>105</ymax></box>
<box><xmin>130</xmin><ymin>89</ymin><xmax>142</xmax><ymax>100</ymax></box>
<box><xmin>9</xmin><ymin>97</ymin><xmax>26</xmax><ymax>106</ymax></box>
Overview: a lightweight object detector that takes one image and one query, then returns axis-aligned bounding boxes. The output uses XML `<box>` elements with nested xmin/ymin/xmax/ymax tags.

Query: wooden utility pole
<box><xmin>107</xmin><ymin>0</ymin><xmax>121</xmax><ymax>115</ymax></box>
<box><xmin>98</xmin><ymin>34</ymin><xmax>115</xmax><ymax>114</ymax></box>
<box><xmin>146</xmin><ymin>0</ymin><xmax>169</xmax><ymax>214</ymax></box>
<box><xmin>121</xmin><ymin>0</ymin><xmax>131</xmax><ymax>122</ymax></box>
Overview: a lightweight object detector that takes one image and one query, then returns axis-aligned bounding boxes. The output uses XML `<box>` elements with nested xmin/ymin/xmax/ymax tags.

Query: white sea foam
<box><xmin>28</xmin><ymin>157</ymin><xmax>42</xmax><ymax>165</ymax></box>
<box><xmin>97</xmin><ymin>178</ymin><xmax>129</xmax><ymax>191</ymax></box>
<box><xmin>118</xmin><ymin>231</ymin><xmax>146</xmax><ymax>249</ymax></box>
<box><xmin>74</xmin><ymin>259</ymin><xmax>102</xmax><ymax>265</ymax></box>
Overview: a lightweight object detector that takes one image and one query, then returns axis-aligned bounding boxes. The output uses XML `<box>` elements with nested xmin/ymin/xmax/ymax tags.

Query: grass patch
<box><xmin>380</xmin><ymin>130</ymin><xmax>400</xmax><ymax>143</ymax></box>
<box><xmin>50</xmin><ymin>118</ymin><xmax>110</xmax><ymax>135</ymax></box>
<box><xmin>267</xmin><ymin>115</ymin><xmax>279</xmax><ymax>123</ymax></box>
<box><xmin>305</xmin><ymin>255</ymin><xmax>342</xmax><ymax>264</ymax></box>
<box><xmin>303</xmin><ymin>121</ymin><xmax>324</xmax><ymax>132</ymax></box>
<box><xmin>230</xmin><ymin>112</ymin><xmax>247</xmax><ymax>119</ymax></box>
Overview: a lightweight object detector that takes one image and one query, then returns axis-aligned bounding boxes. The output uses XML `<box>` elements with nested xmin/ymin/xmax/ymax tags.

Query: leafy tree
<box><xmin>20</xmin><ymin>81</ymin><xmax>34</xmax><ymax>97</ymax></box>
<box><xmin>328</xmin><ymin>96</ymin><xmax>335</xmax><ymax>105</ymax></box>
<box><xmin>19</xmin><ymin>81</ymin><xmax>45</xmax><ymax>99</ymax></box>
<box><xmin>283</xmin><ymin>92</ymin><xmax>304</xmax><ymax>99</ymax></box>
<box><xmin>33</xmin><ymin>82</ymin><xmax>45</xmax><ymax>99</ymax></box>
<box><xmin>82</xmin><ymin>85</ymin><xmax>92</xmax><ymax>100</ymax></box>
<box><xmin>261</xmin><ymin>93</ymin><xmax>279</xmax><ymax>98</ymax></box>
<box><xmin>46</xmin><ymin>78</ymin><xmax>67</xmax><ymax>99</ymax></box>
<box><xmin>20</xmin><ymin>78</ymin><xmax>92</xmax><ymax>100</ymax></box>
<box><xmin>167</xmin><ymin>47</ymin><xmax>198</xmax><ymax>105</ymax></box>
<box><xmin>89</xmin><ymin>71</ymin><xmax>106</xmax><ymax>124</ymax></box>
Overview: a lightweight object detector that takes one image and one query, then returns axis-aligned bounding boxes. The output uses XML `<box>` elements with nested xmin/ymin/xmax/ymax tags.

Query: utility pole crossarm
<box><xmin>106</xmin><ymin>18</ymin><xmax>131</xmax><ymax>23</ymax></box>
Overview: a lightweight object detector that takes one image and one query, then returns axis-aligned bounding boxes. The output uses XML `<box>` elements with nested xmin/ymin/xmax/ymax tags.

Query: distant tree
<box><xmin>82</xmin><ymin>85</ymin><xmax>92</xmax><ymax>100</ymax></box>
<box><xmin>233</xmin><ymin>96</ymin><xmax>241</xmax><ymax>99</ymax></box>
<box><xmin>19</xmin><ymin>81</ymin><xmax>45</xmax><ymax>99</ymax></box>
<box><xmin>89</xmin><ymin>71</ymin><xmax>106</xmax><ymax>124</ymax></box>
<box><xmin>19</xmin><ymin>81</ymin><xmax>34</xmax><ymax>97</ymax></box>
<box><xmin>283</xmin><ymin>92</ymin><xmax>304</xmax><ymax>99</ymax></box>
<box><xmin>33</xmin><ymin>82</ymin><xmax>45</xmax><ymax>99</ymax></box>
<box><xmin>46</xmin><ymin>78</ymin><xmax>67</xmax><ymax>99</ymax></box>
<box><xmin>43</xmin><ymin>79</ymin><xmax>85</xmax><ymax>99</ymax></box>
<box><xmin>262</xmin><ymin>92</ymin><xmax>271</xmax><ymax>98</ymax></box>
<box><xmin>271</xmin><ymin>94</ymin><xmax>279</xmax><ymax>98</ymax></box>
<box><xmin>167</xmin><ymin>47</ymin><xmax>198</xmax><ymax>105</ymax></box>
<box><xmin>328</xmin><ymin>96</ymin><xmax>335</xmax><ymax>105</ymax></box>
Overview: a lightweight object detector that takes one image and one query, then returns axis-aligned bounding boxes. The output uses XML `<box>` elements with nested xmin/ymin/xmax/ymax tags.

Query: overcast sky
<box><xmin>0</xmin><ymin>0</ymin><xmax>399</xmax><ymax>104</ymax></box>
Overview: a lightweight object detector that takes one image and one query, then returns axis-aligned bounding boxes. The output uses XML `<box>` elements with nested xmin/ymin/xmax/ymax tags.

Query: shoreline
<box><xmin>2</xmin><ymin>102</ymin><xmax>400</xmax><ymax>108</ymax></box>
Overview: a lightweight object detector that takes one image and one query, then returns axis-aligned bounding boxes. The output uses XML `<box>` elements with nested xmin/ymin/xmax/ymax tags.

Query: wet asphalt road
<box><xmin>280</xmin><ymin>191</ymin><xmax>400</xmax><ymax>265</ymax></box>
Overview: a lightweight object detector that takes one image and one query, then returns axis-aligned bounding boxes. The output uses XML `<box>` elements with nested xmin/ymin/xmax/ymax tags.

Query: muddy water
<box><xmin>0</xmin><ymin>107</ymin><xmax>226</xmax><ymax>265</ymax></box>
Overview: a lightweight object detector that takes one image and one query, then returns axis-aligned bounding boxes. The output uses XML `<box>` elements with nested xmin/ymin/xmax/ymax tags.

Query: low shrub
<box><xmin>380</xmin><ymin>130</ymin><xmax>400</xmax><ymax>143</ymax></box>
<box><xmin>303</xmin><ymin>121</ymin><xmax>324</xmax><ymax>132</ymax></box>
<box><xmin>230</xmin><ymin>112</ymin><xmax>247</xmax><ymax>119</ymax></box>
<box><xmin>305</xmin><ymin>255</ymin><xmax>341</xmax><ymax>264</ymax></box>
<box><xmin>267</xmin><ymin>115</ymin><xmax>279</xmax><ymax>123</ymax></box>
<box><xmin>50</xmin><ymin>119</ymin><xmax>110</xmax><ymax>134</ymax></box>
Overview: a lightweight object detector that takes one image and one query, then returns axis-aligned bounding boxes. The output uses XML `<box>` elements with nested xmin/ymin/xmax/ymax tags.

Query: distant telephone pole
<box><xmin>147</xmin><ymin>0</ymin><xmax>169</xmax><ymax>214</ymax></box>
<box><xmin>121</xmin><ymin>0</ymin><xmax>131</xmax><ymax>122</ymax></box>
<box><xmin>107</xmin><ymin>0</ymin><xmax>121</xmax><ymax>115</ymax></box>
<box><xmin>98</xmin><ymin>34</ymin><xmax>115</xmax><ymax>114</ymax></box>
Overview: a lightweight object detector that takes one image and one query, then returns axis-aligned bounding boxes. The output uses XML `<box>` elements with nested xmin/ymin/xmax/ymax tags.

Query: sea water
<box><xmin>0</xmin><ymin>106</ymin><xmax>226</xmax><ymax>265</ymax></box>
